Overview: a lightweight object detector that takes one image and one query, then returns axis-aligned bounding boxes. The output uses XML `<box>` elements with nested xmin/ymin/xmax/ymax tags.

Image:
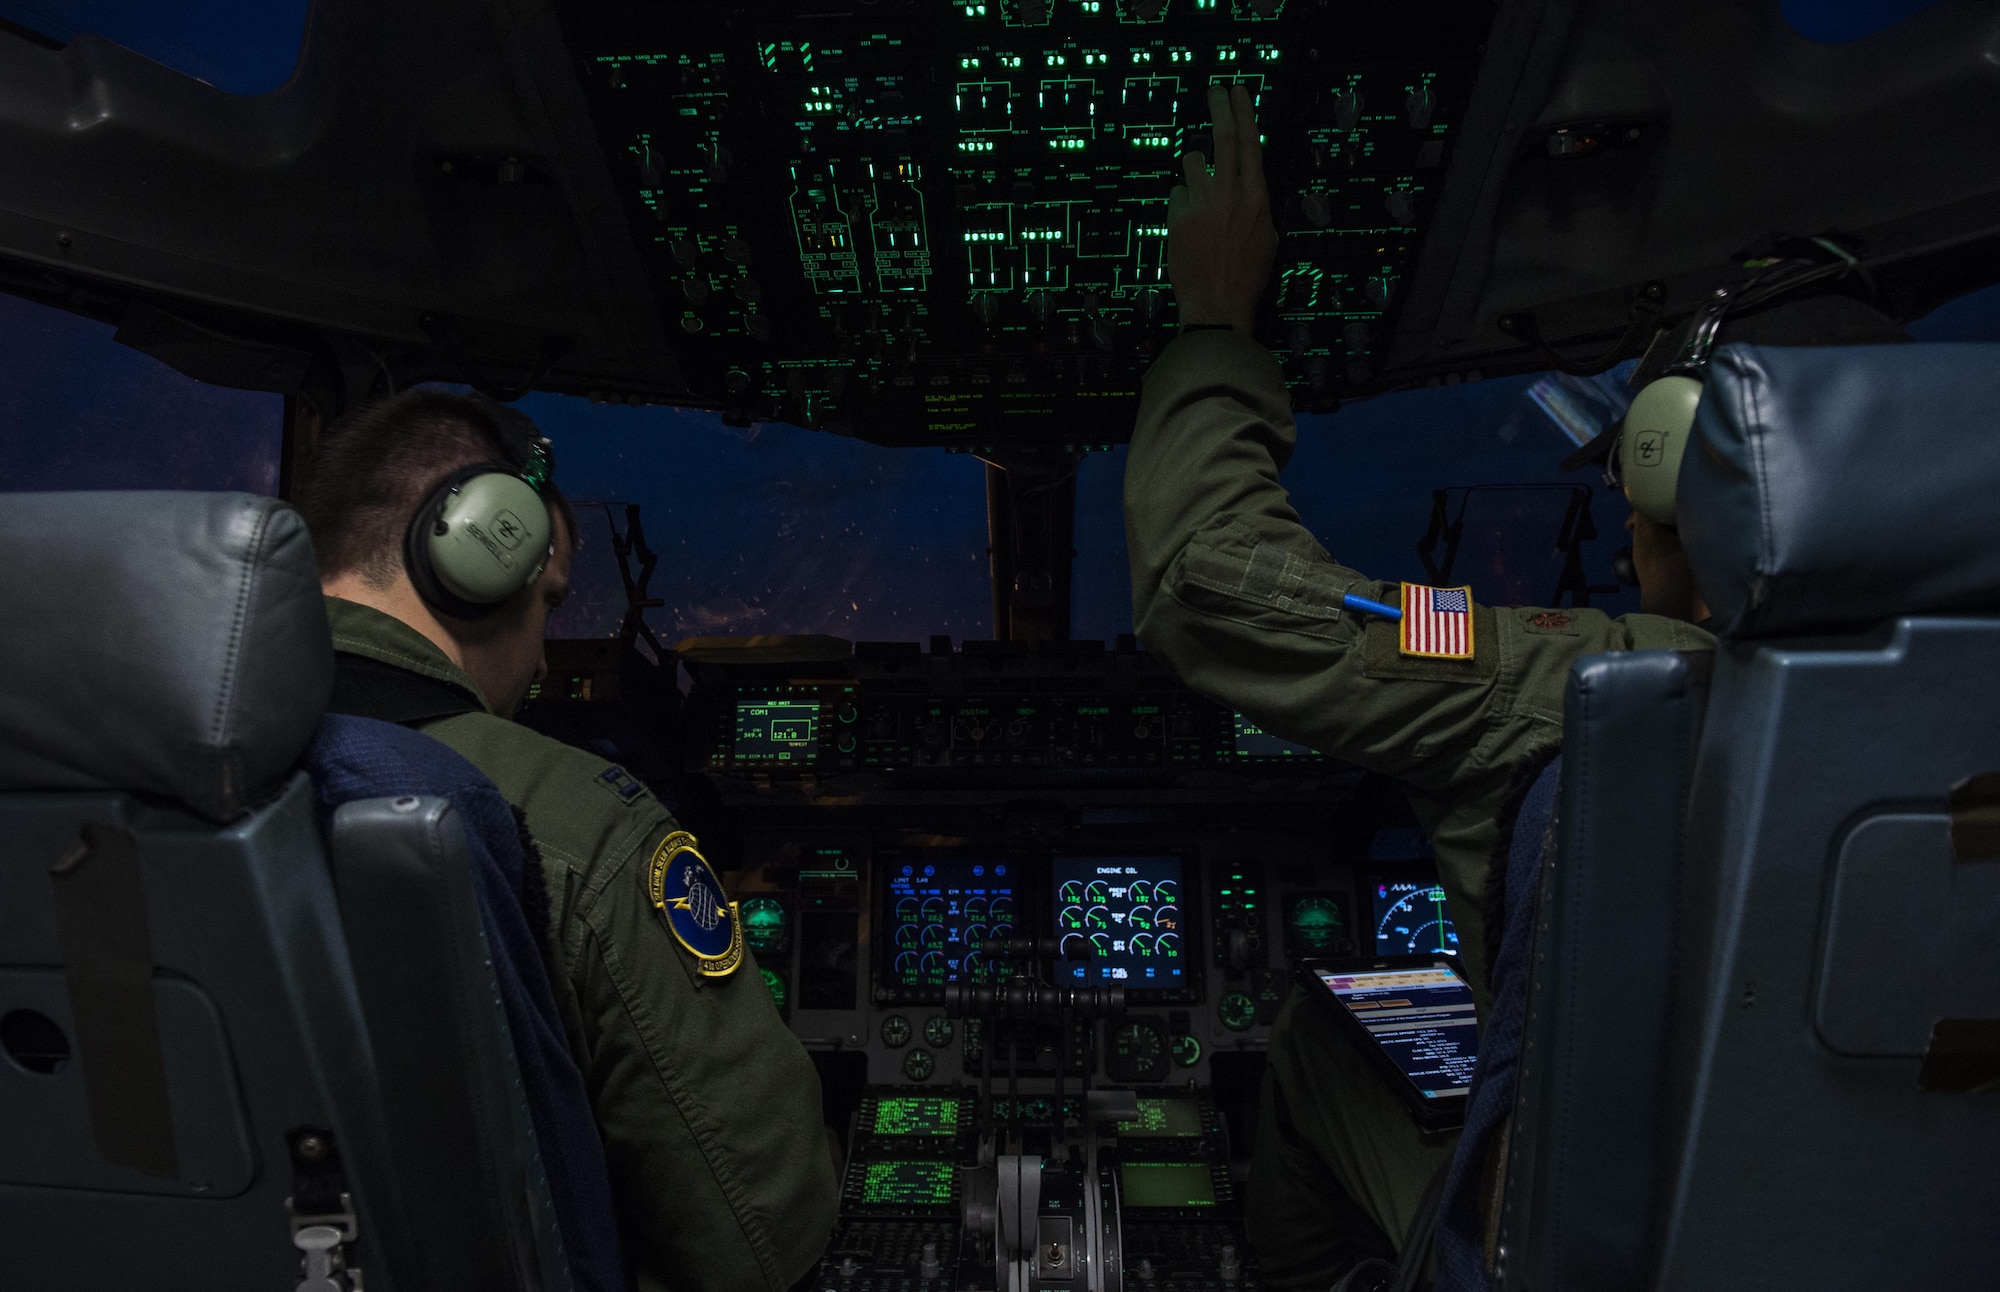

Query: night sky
<box><xmin>3</xmin><ymin>0</ymin><xmax>1995</xmax><ymax>645</ymax></box>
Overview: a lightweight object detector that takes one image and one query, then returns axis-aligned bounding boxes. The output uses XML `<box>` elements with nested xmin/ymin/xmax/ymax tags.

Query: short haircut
<box><xmin>296</xmin><ymin>388</ymin><xmax>575</xmax><ymax>586</ymax></box>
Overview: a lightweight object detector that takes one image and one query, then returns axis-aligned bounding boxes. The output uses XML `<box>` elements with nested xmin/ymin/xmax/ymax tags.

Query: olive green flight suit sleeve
<box><xmin>1126</xmin><ymin>330</ymin><xmax>1711</xmax><ymax>994</ymax></box>
<box><xmin>427</xmin><ymin>715</ymin><xmax>839</xmax><ymax>1292</ymax></box>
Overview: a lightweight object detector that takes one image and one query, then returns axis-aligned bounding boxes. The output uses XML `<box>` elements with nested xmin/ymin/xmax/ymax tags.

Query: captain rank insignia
<box><xmin>645</xmin><ymin>830</ymin><xmax>743</xmax><ymax>978</ymax></box>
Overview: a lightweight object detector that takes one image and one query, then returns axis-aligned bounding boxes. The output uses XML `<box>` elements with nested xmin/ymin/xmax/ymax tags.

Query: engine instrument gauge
<box><xmin>902</xmin><ymin>1048</ymin><xmax>935</xmax><ymax>1082</ymax></box>
<box><xmin>1052</xmin><ymin>856</ymin><xmax>1187</xmax><ymax>988</ymax></box>
<box><xmin>1106</xmin><ymin>1016</ymin><xmax>1170</xmax><ymax>1083</ymax></box>
<box><xmin>923</xmin><ymin>1015</ymin><xmax>954</xmax><ymax>1048</ymax></box>
<box><xmin>1217</xmin><ymin>991</ymin><xmax>1257</xmax><ymax>1032</ymax></box>
<box><xmin>880</xmin><ymin>1014</ymin><xmax>912</xmax><ymax>1048</ymax></box>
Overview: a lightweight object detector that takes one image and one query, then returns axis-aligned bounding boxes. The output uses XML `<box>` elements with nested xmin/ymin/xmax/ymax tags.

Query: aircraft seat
<box><xmin>1497</xmin><ymin>344</ymin><xmax>2000</xmax><ymax>1290</ymax></box>
<box><xmin>0</xmin><ymin>491</ymin><xmax>570</xmax><ymax>1291</ymax></box>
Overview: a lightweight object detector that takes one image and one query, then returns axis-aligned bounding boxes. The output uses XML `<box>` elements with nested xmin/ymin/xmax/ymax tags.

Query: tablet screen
<box><xmin>1311</xmin><ymin>962</ymin><xmax>1478</xmax><ymax>1101</ymax></box>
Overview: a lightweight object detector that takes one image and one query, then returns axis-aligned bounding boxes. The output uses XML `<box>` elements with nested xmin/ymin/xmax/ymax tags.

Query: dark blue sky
<box><xmin>14</xmin><ymin>281</ymin><xmax>2000</xmax><ymax>645</ymax></box>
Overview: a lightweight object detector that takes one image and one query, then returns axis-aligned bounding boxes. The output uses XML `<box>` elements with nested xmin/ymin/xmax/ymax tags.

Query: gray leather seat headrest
<box><xmin>0</xmin><ymin>492</ymin><xmax>332</xmax><ymax>820</ymax></box>
<box><xmin>1680</xmin><ymin>343</ymin><xmax>2000</xmax><ymax>638</ymax></box>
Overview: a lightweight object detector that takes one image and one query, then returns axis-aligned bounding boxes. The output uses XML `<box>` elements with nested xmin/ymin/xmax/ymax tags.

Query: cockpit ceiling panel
<box><xmin>560</xmin><ymin>0</ymin><xmax>1491</xmax><ymax>442</ymax></box>
<box><xmin>0</xmin><ymin>1</ymin><xmax>1998</xmax><ymax>431</ymax></box>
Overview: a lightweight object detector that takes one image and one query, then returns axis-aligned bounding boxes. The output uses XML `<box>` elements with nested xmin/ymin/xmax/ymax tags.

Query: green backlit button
<box><xmin>1171</xmin><ymin>1033</ymin><xmax>1202</xmax><ymax>1067</ymax></box>
<box><xmin>924</xmin><ymin>1015</ymin><xmax>955</xmax><ymax>1048</ymax></box>
<box><xmin>1218</xmin><ymin>991</ymin><xmax>1257</xmax><ymax>1032</ymax></box>
<box><xmin>880</xmin><ymin>1014</ymin><xmax>913</xmax><ymax>1048</ymax></box>
<box><xmin>902</xmin><ymin>1048</ymin><xmax>935</xmax><ymax>1082</ymax></box>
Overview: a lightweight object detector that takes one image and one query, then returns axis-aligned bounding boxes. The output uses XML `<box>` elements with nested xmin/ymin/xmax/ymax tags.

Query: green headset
<box><xmin>1600</xmin><ymin>254</ymin><xmax>1857</xmax><ymax>525</ymax></box>
<box><xmin>404</xmin><ymin>419</ymin><xmax>559</xmax><ymax>619</ymax></box>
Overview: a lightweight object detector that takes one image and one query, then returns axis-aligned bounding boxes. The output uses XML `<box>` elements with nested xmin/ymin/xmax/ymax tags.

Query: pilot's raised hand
<box><xmin>1168</xmin><ymin>83</ymin><xmax>1278</xmax><ymax>334</ymax></box>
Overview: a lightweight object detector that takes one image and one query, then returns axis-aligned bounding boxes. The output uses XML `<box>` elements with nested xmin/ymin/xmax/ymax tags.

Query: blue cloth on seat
<box><xmin>305</xmin><ymin>714</ymin><xmax>628</xmax><ymax>1292</ymax></box>
<box><xmin>1433</xmin><ymin>756</ymin><xmax>1562</xmax><ymax>1292</ymax></box>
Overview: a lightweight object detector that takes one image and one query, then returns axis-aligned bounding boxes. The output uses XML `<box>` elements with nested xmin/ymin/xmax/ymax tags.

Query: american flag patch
<box><xmin>1399</xmin><ymin>584</ymin><xmax>1474</xmax><ymax>660</ymax></box>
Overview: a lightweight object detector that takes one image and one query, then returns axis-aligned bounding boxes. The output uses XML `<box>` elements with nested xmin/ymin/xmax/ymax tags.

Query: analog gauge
<box><xmin>921</xmin><ymin>923</ymin><xmax>946</xmax><ymax>949</ymax></box>
<box><xmin>1155</xmin><ymin>932</ymin><xmax>1181</xmax><ymax>958</ymax></box>
<box><xmin>879</xmin><ymin>1014</ymin><xmax>912</xmax><ymax>1048</ymax></box>
<box><xmin>963</xmin><ymin>923</ymin><xmax>989</xmax><ymax>953</ymax></box>
<box><xmin>1021</xmin><ymin>1097</ymin><xmax>1053</xmax><ymax>1123</ymax></box>
<box><xmin>963</xmin><ymin>951</ymin><xmax>987</xmax><ymax>982</ymax></box>
<box><xmin>1154</xmin><ymin>880</ymin><xmax>1178</xmax><ymax>905</ymax></box>
<box><xmin>1288</xmin><ymin>895</ymin><xmax>1345</xmax><ymax>951</ymax></box>
<box><xmin>1085</xmin><ymin>880</ymin><xmax>1111</xmax><ymax>905</ymax></box>
<box><xmin>1059</xmin><ymin>904</ymin><xmax>1085</xmax><ymax>930</ymax></box>
<box><xmin>1059</xmin><ymin>934</ymin><xmax>1090</xmax><ymax>960</ymax></box>
<box><xmin>1131</xmin><ymin>933</ymin><xmax>1157</xmax><ymax>957</ymax></box>
<box><xmin>895</xmin><ymin>923</ymin><xmax>921</xmax><ymax>950</ymax></box>
<box><xmin>1171</xmin><ymin>1033</ymin><xmax>1202</xmax><ymax>1067</ymax></box>
<box><xmin>990</xmin><ymin>897</ymin><xmax>1016</xmax><ymax>922</ymax></box>
<box><xmin>762</xmin><ymin>968</ymin><xmax>787</xmax><ymax>1015</ymax></box>
<box><xmin>1218</xmin><ymin>991</ymin><xmax>1257</xmax><ymax>1032</ymax></box>
<box><xmin>1106</xmin><ymin>1017</ymin><xmax>1170</xmax><ymax>1083</ymax></box>
<box><xmin>895</xmin><ymin>897</ymin><xmax>919</xmax><ymax>922</ymax></box>
<box><xmin>1089</xmin><ymin>932</ymin><xmax>1112</xmax><ymax>958</ymax></box>
<box><xmin>893</xmin><ymin>951</ymin><xmax>918</xmax><ymax>980</ymax></box>
<box><xmin>1154</xmin><ymin>904</ymin><xmax>1180</xmax><ymax>934</ymax></box>
<box><xmin>920</xmin><ymin>951</ymin><xmax>946</xmax><ymax>981</ymax></box>
<box><xmin>1085</xmin><ymin>905</ymin><xmax>1110</xmax><ymax>930</ymax></box>
<box><xmin>1128</xmin><ymin>880</ymin><xmax>1153</xmax><ymax>905</ymax></box>
<box><xmin>1128</xmin><ymin>905</ymin><xmax>1153</xmax><ymax>931</ymax></box>
<box><xmin>989</xmin><ymin>922</ymin><xmax>1013</xmax><ymax>943</ymax></box>
<box><xmin>1375</xmin><ymin>886</ymin><xmax>1459</xmax><ymax>956</ymax></box>
<box><xmin>920</xmin><ymin>897</ymin><xmax>946</xmax><ymax>924</ymax></box>
<box><xmin>902</xmin><ymin>1049</ymin><xmax>935</xmax><ymax>1082</ymax></box>
<box><xmin>963</xmin><ymin>896</ymin><xmax>988</xmax><ymax>923</ymax></box>
<box><xmin>924</xmin><ymin>1015</ymin><xmax>955</xmax><ymax>1048</ymax></box>
<box><xmin>1058</xmin><ymin>879</ymin><xmax>1084</xmax><ymax>905</ymax></box>
<box><xmin>740</xmin><ymin>897</ymin><xmax>789</xmax><ymax>953</ymax></box>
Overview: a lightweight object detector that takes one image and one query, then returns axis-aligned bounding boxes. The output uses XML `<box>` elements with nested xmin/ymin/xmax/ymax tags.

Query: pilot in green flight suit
<box><xmin>296</xmin><ymin>391</ymin><xmax>838</xmax><ymax>1292</ymax></box>
<box><xmin>1126</xmin><ymin>87</ymin><xmax>1714</xmax><ymax>1286</ymax></box>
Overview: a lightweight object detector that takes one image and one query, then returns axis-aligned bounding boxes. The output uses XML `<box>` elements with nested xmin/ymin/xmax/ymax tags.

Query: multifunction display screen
<box><xmin>1372</xmin><ymin>880</ymin><xmax>1459</xmax><ymax>957</ymax></box>
<box><xmin>1120</xmin><ymin>1162</ymin><xmax>1217</xmax><ymax>1209</ymax></box>
<box><xmin>732</xmin><ymin>693</ymin><xmax>819</xmax><ymax>762</ymax></box>
<box><xmin>1312</xmin><ymin>963</ymin><xmax>1477</xmax><ymax>1101</ymax></box>
<box><xmin>859</xmin><ymin>1159</ymin><xmax>956</xmax><ymax>1207</ymax></box>
<box><xmin>1114</xmin><ymin>1097</ymin><xmax>1203</xmax><ymax>1139</ymax></box>
<box><xmin>1053</xmin><ymin>856</ymin><xmax>1184</xmax><ymax>986</ymax></box>
<box><xmin>882</xmin><ymin>858</ymin><xmax>1016</xmax><ymax>989</ymax></box>
<box><xmin>870</xmin><ymin>1096</ymin><xmax>963</xmax><ymax>1137</ymax></box>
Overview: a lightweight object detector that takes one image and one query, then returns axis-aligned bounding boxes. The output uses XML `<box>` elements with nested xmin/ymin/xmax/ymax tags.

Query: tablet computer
<box><xmin>1296</xmin><ymin>955</ymin><xmax>1479</xmax><ymax>1133</ymax></box>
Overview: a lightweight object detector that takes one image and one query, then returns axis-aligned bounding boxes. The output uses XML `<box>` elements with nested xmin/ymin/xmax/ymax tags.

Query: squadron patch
<box><xmin>1399</xmin><ymin>584</ymin><xmax>1475</xmax><ymax>660</ymax></box>
<box><xmin>645</xmin><ymin>831</ymin><xmax>743</xmax><ymax>978</ymax></box>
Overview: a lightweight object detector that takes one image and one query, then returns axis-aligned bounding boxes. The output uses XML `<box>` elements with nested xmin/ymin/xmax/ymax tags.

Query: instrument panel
<box><xmin>527</xmin><ymin>634</ymin><xmax>1463</xmax><ymax>1288</ymax></box>
<box><xmin>563</xmin><ymin>0</ymin><xmax>1494</xmax><ymax>442</ymax></box>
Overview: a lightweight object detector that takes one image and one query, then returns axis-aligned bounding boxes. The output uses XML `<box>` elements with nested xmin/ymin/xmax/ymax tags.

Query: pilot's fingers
<box><xmin>1231</xmin><ymin>83</ymin><xmax>1264</xmax><ymax>196</ymax></box>
<box><xmin>1208</xmin><ymin>85</ymin><xmax>1239</xmax><ymax>185</ymax></box>
<box><xmin>1180</xmin><ymin>149</ymin><xmax>1213</xmax><ymax>197</ymax></box>
<box><xmin>1168</xmin><ymin>183</ymin><xmax>1191</xmax><ymax>228</ymax></box>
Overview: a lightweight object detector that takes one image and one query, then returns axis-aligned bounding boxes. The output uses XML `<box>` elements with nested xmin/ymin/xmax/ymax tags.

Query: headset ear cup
<box><xmin>1619</xmin><ymin>374</ymin><xmax>1704</xmax><ymax>526</ymax></box>
<box><xmin>404</xmin><ymin>465</ymin><xmax>552</xmax><ymax>617</ymax></box>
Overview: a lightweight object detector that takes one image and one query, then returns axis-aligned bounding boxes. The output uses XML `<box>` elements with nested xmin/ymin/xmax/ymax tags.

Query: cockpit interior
<box><xmin>4</xmin><ymin>0</ymin><xmax>2000</xmax><ymax>1289</ymax></box>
